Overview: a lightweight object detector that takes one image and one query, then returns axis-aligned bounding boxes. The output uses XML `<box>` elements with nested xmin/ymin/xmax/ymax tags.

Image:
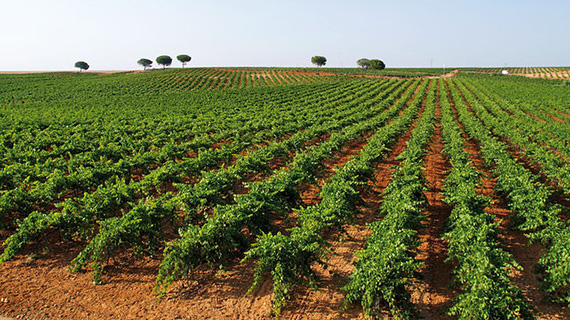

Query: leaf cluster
<box><xmin>156</xmin><ymin>55</ymin><xmax>173</xmax><ymax>68</ymax></box>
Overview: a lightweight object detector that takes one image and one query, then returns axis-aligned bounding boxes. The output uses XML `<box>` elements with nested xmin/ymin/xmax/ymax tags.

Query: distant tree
<box><xmin>177</xmin><ymin>54</ymin><xmax>192</xmax><ymax>68</ymax></box>
<box><xmin>74</xmin><ymin>61</ymin><xmax>89</xmax><ymax>72</ymax></box>
<box><xmin>156</xmin><ymin>55</ymin><xmax>173</xmax><ymax>69</ymax></box>
<box><xmin>356</xmin><ymin>58</ymin><xmax>370</xmax><ymax>74</ymax></box>
<box><xmin>137</xmin><ymin>58</ymin><xmax>153</xmax><ymax>70</ymax></box>
<box><xmin>311</xmin><ymin>56</ymin><xmax>327</xmax><ymax>74</ymax></box>
<box><xmin>369</xmin><ymin>59</ymin><xmax>386</xmax><ymax>75</ymax></box>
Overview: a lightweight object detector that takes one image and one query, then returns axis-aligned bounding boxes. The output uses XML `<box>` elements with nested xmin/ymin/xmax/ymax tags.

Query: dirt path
<box><xmin>411</xmin><ymin>84</ymin><xmax>456</xmax><ymax>319</ymax></box>
<box><xmin>427</xmin><ymin>69</ymin><xmax>459</xmax><ymax>79</ymax></box>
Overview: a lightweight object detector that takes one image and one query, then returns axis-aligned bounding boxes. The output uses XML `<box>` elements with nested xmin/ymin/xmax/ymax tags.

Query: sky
<box><xmin>1</xmin><ymin>0</ymin><xmax>568</xmax><ymax>71</ymax></box>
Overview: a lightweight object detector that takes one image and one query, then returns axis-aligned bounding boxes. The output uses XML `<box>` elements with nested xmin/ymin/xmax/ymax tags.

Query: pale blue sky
<box><xmin>1</xmin><ymin>0</ymin><xmax>568</xmax><ymax>70</ymax></box>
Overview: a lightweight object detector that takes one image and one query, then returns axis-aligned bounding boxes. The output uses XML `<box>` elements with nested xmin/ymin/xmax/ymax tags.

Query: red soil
<box><xmin>299</xmin><ymin>133</ymin><xmax>373</xmax><ymax>208</ymax></box>
<box><xmin>266</xmin><ymin>80</ymin><xmax>428</xmax><ymax>317</ymax></box>
<box><xmin>0</xmin><ymin>243</ymin><xmax>277</xmax><ymax>320</ymax></box>
<box><xmin>464</xmin><ymin>134</ymin><xmax>570</xmax><ymax>320</ymax></box>
<box><xmin>544</xmin><ymin>111</ymin><xmax>566</xmax><ymax>123</ymax></box>
<box><xmin>411</xmin><ymin>87</ymin><xmax>456</xmax><ymax>319</ymax></box>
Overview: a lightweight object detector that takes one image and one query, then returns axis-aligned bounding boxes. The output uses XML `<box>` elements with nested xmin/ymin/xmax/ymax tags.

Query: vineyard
<box><xmin>1</xmin><ymin>67</ymin><xmax>570</xmax><ymax>319</ymax></box>
<box><xmin>467</xmin><ymin>67</ymin><xmax>570</xmax><ymax>79</ymax></box>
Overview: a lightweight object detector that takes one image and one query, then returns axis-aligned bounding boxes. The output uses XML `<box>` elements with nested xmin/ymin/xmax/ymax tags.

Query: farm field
<box><xmin>466</xmin><ymin>67</ymin><xmax>570</xmax><ymax>79</ymax></box>
<box><xmin>1</xmin><ymin>67</ymin><xmax>570</xmax><ymax>319</ymax></box>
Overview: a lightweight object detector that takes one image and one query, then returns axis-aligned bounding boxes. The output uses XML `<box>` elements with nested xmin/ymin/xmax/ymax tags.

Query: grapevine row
<box><xmin>343</xmin><ymin>79</ymin><xmax>436</xmax><ymax>319</ymax></box>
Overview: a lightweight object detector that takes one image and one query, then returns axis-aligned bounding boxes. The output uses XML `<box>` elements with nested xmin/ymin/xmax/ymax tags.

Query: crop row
<box><xmin>1</xmin><ymin>78</ymin><xmax>420</xmax><ymax>289</ymax></box>
<box><xmin>454</xmin><ymin>79</ymin><xmax>570</xmax><ymax>195</ymax></box>
<box><xmin>138</xmin><ymin>68</ymin><xmax>330</xmax><ymax>91</ymax></box>
<box><xmin>344</xmin><ymin>79</ymin><xmax>436</xmax><ymax>319</ymax></box>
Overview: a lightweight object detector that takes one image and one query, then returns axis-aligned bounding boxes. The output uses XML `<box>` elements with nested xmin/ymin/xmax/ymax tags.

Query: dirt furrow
<box><xmin>411</xmin><ymin>85</ymin><xmax>455</xmax><ymax>319</ymax></box>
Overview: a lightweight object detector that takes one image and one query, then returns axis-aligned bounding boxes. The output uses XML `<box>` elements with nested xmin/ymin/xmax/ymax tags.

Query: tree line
<box><xmin>73</xmin><ymin>54</ymin><xmax>192</xmax><ymax>72</ymax></box>
<box><xmin>311</xmin><ymin>56</ymin><xmax>385</xmax><ymax>75</ymax></box>
<box><xmin>138</xmin><ymin>55</ymin><xmax>191</xmax><ymax>70</ymax></box>
<box><xmin>75</xmin><ymin>55</ymin><xmax>385</xmax><ymax>73</ymax></box>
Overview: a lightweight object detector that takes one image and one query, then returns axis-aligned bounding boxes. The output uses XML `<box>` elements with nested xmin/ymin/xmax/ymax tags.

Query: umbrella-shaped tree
<box><xmin>74</xmin><ymin>61</ymin><xmax>89</xmax><ymax>72</ymax></box>
<box><xmin>137</xmin><ymin>58</ymin><xmax>153</xmax><ymax>70</ymax></box>
<box><xmin>311</xmin><ymin>56</ymin><xmax>327</xmax><ymax>75</ymax></box>
<box><xmin>177</xmin><ymin>54</ymin><xmax>191</xmax><ymax>68</ymax></box>
<box><xmin>356</xmin><ymin>58</ymin><xmax>370</xmax><ymax>75</ymax></box>
<box><xmin>156</xmin><ymin>55</ymin><xmax>173</xmax><ymax>69</ymax></box>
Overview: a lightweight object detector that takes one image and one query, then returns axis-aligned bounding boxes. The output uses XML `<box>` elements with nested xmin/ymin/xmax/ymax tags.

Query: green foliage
<box><xmin>2</xmin><ymin>68</ymin><xmax>570</xmax><ymax>318</ymax></box>
<box><xmin>323</xmin><ymin>67</ymin><xmax>455</xmax><ymax>77</ymax></box>
<box><xmin>344</xmin><ymin>226</ymin><xmax>421</xmax><ymax>320</ymax></box>
<box><xmin>156</xmin><ymin>55</ymin><xmax>173</xmax><ymax>69</ymax></box>
<box><xmin>1</xmin><ymin>211</ymin><xmax>51</xmax><ymax>263</ymax></box>
<box><xmin>240</xmin><ymin>78</ymin><xmax>424</xmax><ymax>315</ymax></box>
<box><xmin>449</xmin><ymin>75</ymin><xmax>570</xmax><ymax>304</ymax></box>
<box><xmin>356</xmin><ymin>58</ymin><xmax>370</xmax><ymax>73</ymax></box>
<box><xmin>0</xmin><ymin>70</ymin><xmax>368</xmax><ymax>269</ymax></box>
<box><xmin>369</xmin><ymin>59</ymin><xmax>386</xmax><ymax>73</ymax></box>
<box><xmin>443</xmin><ymin>78</ymin><xmax>537</xmax><ymax>318</ymax></box>
<box><xmin>154</xmin><ymin>78</ymin><xmax>422</xmax><ymax>300</ymax></box>
<box><xmin>74</xmin><ymin>61</ymin><xmax>89</xmax><ymax>71</ymax></box>
<box><xmin>242</xmin><ymin>230</ymin><xmax>325</xmax><ymax>315</ymax></box>
<box><xmin>176</xmin><ymin>54</ymin><xmax>191</xmax><ymax>68</ymax></box>
<box><xmin>137</xmin><ymin>58</ymin><xmax>153</xmax><ymax>70</ymax></box>
<box><xmin>535</xmin><ymin>223</ymin><xmax>570</xmax><ymax>305</ymax></box>
<box><xmin>344</xmin><ymin>79</ymin><xmax>434</xmax><ymax>319</ymax></box>
<box><xmin>69</xmin><ymin>195</ymin><xmax>174</xmax><ymax>284</ymax></box>
<box><xmin>311</xmin><ymin>56</ymin><xmax>327</xmax><ymax>73</ymax></box>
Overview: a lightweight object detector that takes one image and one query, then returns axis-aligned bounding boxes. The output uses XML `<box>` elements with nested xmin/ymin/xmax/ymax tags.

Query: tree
<box><xmin>177</xmin><ymin>54</ymin><xmax>192</xmax><ymax>68</ymax></box>
<box><xmin>156</xmin><ymin>55</ymin><xmax>173</xmax><ymax>69</ymax></box>
<box><xmin>369</xmin><ymin>59</ymin><xmax>386</xmax><ymax>75</ymax></box>
<box><xmin>356</xmin><ymin>58</ymin><xmax>370</xmax><ymax>74</ymax></box>
<box><xmin>74</xmin><ymin>61</ymin><xmax>89</xmax><ymax>72</ymax></box>
<box><xmin>137</xmin><ymin>58</ymin><xmax>153</xmax><ymax>70</ymax></box>
<box><xmin>311</xmin><ymin>56</ymin><xmax>327</xmax><ymax>74</ymax></box>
